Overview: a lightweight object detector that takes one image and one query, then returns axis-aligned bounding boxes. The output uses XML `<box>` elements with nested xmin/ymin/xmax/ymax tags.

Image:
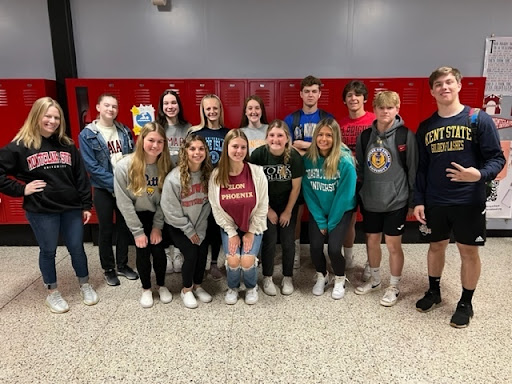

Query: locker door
<box><xmin>186</xmin><ymin>80</ymin><xmax>218</xmax><ymax>126</ymax></box>
<box><xmin>219</xmin><ymin>80</ymin><xmax>246</xmax><ymax>128</ymax></box>
<box><xmin>277</xmin><ymin>80</ymin><xmax>302</xmax><ymax>119</ymax></box>
<box><xmin>366</xmin><ymin>78</ymin><xmax>396</xmax><ymax>108</ymax></box>
<box><xmin>396</xmin><ymin>78</ymin><xmax>423</xmax><ymax>133</ymax></box>
<box><xmin>248</xmin><ymin>80</ymin><xmax>276</xmax><ymax>122</ymax></box>
<box><xmin>460</xmin><ymin>77</ymin><xmax>486</xmax><ymax>108</ymax></box>
<box><xmin>318</xmin><ymin>79</ymin><xmax>339</xmax><ymax>117</ymax></box>
<box><xmin>323</xmin><ymin>78</ymin><xmax>349</xmax><ymax>121</ymax></box>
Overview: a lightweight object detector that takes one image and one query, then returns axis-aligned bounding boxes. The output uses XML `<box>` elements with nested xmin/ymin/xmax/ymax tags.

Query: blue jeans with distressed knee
<box><xmin>221</xmin><ymin>229</ymin><xmax>262</xmax><ymax>289</ymax></box>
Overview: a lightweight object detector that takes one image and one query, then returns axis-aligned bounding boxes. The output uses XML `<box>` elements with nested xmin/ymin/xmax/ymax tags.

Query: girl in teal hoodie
<box><xmin>302</xmin><ymin>118</ymin><xmax>356</xmax><ymax>300</ymax></box>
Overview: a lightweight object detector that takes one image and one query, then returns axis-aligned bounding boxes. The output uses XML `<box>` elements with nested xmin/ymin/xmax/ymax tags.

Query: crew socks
<box><xmin>428</xmin><ymin>276</ymin><xmax>441</xmax><ymax>293</ymax></box>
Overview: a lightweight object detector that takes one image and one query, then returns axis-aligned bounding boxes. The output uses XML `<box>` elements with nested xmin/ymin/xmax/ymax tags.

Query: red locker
<box><xmin>321</xmin><ymin>78</ymin><xmax>349</xmax><ymax>121</ymax></box>
<box><xmin>0</xmin><ymin>79</ymin><xmax>56</xmax><ymax>224</ymax></box>
<box><xmin>277</xmin><ymin>80</ymin><xmax>302</xmax><ymax>119</ymax></box>
<box><xmin>219</xmin><ymin>80</ymin><xmax>246</xmax><ymax>128</ymax></box>
<box><xmin>186</xmin><ymin>80</ymin><xmax>218</xmax><ymax>126</ymax></box>
<box><xmin>248</xmin><ymin>80</ymin><xmax>276</xmax><ymax>122</ymax></box>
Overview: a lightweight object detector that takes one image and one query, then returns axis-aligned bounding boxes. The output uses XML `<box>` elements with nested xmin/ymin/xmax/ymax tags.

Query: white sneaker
<box><xmin>225</xmin><ymin>288</ymin><xmax>238</xmax><ymax>305</ymax></box>
<box><xmin>293</xmin><ymin>241</ymin><xmax>300</xmax><ymax>269</ymax></box>
<box><xmin>181</xmin><ymin>290</ymin><xmax>198</xmax><ymax>309</ymax></box>
<box><xmin>380</xmin><ymin>286</ymin><xmax>400</xmax><ymax>307</ymax></box>
<box><xmin>362</xmin><ymin>262</ymin><xmax>371</xmax><ymax>281</ymax></box>
<box><xmin>281</xmin><ymin>276</ymin><xmax>294</xmax><ymax>295</ymax></box>
<box><xmin>158</xmin><ymin>286</ymin><xmax>173</xmax><ymax>304</ymax></box>
<box><xmin>332</xmin><ymin>276</ymin><xmax>346</xmax><ymax>300</ymax></box>
<box><xmin>193</xmin><ymin>287</ymin><xmax>212</xmax><ymax>303</ymax></box>
<box><xmin>312</xmin><ymin>272</ymin><xmax>329</xmax><ymax>296</ymax></box>
<box><xmin>80</xmin><ymin>283</ymin><xmax>99</xmax><ymax>306</ymax></box>
<box><xmin>45</xmin><ymin>291</ymin><xmax>69</xmax><ymax>314</ymax></box>
<box><xmin>245</xmin><ymin>287</ymin><xmax>259</xmax><ymax>305</ymax></box>
<box><xmin>173</xmin><ymin>249</ymin><xmax>184</xmax><ymax>273</ymax></box>
<box><xmin>262</xmin><ymin>276</ymin><xmax>277</xmax><ymax>296</ymax></box>
<box><xmin>355</xmin><ymin>278</ymin><xmax>382</xmax><ymax>295</ymax></box>
<box><xmin>140</xmin><ymin>290</ymin><xmax>154</xmax><ymax>308</ymax></box>
<box><xmin>165</xmin><ymin>248</ymin><xmax>174</xmax><ymax>274</ymax></box>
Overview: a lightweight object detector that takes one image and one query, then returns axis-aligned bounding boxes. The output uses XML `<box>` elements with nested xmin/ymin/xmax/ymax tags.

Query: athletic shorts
<box><xmin>362</xmin><ymin>205</ymin><xmax>408</xmax><ymax>236</ymax></box>
<box><xmin>419</xmin><ymin>204</ymin><xmax>486</xmax><ymax>246</ymax></box>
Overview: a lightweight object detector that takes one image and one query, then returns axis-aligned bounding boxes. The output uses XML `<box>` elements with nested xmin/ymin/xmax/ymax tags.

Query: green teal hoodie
<box><xmin>302</xmin><ymin>147</ymin><xmax>356</xmax><ymax>232</ymax></box>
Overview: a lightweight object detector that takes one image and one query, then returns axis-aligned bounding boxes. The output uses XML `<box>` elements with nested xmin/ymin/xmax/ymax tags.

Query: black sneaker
<box><xmin>117</xmin><ymin>266</ymin><xmax>139</xmax><ymax>280</ymax></box>
<box><xmin>450</xmin><ymin>302</ymin><xmax>474</xmax><ymax>328</ymax></box>
<box><xmin>416</xmin><ymin>290</ymin><xmax>441</xmax><ymax>312</ymax></box>
<box><xmin>105</xmin><ymin>269</ymin><xmax>120</xmax><ymax>286</ymax></box>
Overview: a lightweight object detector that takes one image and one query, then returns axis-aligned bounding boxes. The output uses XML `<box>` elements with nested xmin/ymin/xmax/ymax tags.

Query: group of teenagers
<box><xmin>0</xmin><ymin>66</ymin><xmax>505</xmax><ymax>328</ymax></box>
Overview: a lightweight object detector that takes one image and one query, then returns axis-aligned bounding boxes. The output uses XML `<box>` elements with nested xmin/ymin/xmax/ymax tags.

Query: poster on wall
<box><xmin>483</xmin><ymin>36</ymin><xmax>512</xmax><ymax>96</ymax></box>
<box><xmin>487</xmin><ymin>141</ymin><xmax>512</xmax><ymax>219</ymax></box>
<box><xmin>130</xmin><ymin>105</ymin><xmax>155</xmax><ymax>136</ymax></box>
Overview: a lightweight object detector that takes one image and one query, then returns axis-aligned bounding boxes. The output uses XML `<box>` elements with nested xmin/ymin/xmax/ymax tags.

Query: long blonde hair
<box><xmin>13</xmin><ymin>97</ymin><xmax>72</xmax><ymax>149</ymax></box>
<box><xmin>178</xmin><ymin>135</ymin><xmax>212</xmax><ymax>196</ymax></box>
<box><xmin>189</xmin><ymin>94</ymin><xmax>225</xmax><ymax>133</ymax></box>
<box><xmin>128</xmin><ymin>122</ymin><xmax>173</xmax><ymax>196</ymax></box>
<box><xmin>214</xmin><ymin>129</ymin><xmax>249</xmax><ymax>188</ymax></box>
<box><xmin>306</xmin><ymin>118</ymin><xmax>348</xmax><ymax>179</ymax></box>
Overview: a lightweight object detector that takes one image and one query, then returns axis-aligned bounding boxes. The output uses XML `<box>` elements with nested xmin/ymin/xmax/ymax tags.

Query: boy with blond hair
<box><xmin>354</xmin><ymin>91</ymin><xmax>418</xmax><ymax>307</ymax></box>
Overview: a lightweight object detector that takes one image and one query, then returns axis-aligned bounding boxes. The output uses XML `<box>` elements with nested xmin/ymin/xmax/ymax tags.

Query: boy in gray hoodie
<box><xmin>354</xmin><ymin>91</ymin><xmax>418</xmax><ymax>307</ymax></box>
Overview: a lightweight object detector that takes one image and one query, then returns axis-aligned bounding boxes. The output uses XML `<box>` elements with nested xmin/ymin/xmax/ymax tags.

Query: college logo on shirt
<box><xmin>367</xmin><ymin>147</ymin><xmax>391</xmax><ymax>174</ymax></box>
<box><xmin>27</xmin><ymin>151</ymin><xmax>72</xmax><ymax>171</ymax></box>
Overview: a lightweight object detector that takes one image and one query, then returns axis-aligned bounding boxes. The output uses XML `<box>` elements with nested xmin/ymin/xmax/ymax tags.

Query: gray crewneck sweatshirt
<box><xmin>161</xmin><ymin>167</ymin><xmax>211</xmax><ymax>243</ymax></box>
<box><xmin>114</xmin><ymin>155</ymin><xmax>164</xmax><ymax>238</ymax></box>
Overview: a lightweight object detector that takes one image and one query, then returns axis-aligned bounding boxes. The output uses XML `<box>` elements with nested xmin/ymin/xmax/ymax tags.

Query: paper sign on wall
<box><xmin>131</xmin><ymin>105</ymin><xmax>155</xmax><ymax>136</ymax></box>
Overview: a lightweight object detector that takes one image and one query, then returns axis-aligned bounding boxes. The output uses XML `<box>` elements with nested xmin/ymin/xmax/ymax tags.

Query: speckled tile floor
<box><xmin>1</xmin><ymin>238</ymin><xmax>511</xmax><ymax>384</ymax></box>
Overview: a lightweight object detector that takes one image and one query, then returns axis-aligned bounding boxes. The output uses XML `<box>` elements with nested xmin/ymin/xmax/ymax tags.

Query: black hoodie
<box><xmin>0</xmin><ymin>136</ymin><xmax>92</xmax><ymax>213</ymax></box>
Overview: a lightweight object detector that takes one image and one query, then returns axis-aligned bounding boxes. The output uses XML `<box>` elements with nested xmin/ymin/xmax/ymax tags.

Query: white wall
<box><xmin>0</xmin><ymin>0</ymin><xmax>55</xmax><ymax>79</ymax></box>
<box><xmin>1</xmin><ymin>0</ymin><xmax>511</xmax><ymax>79</ymax></box>
<box><xmin>68</xmin><ymin>0</ymin><xmax>512</xmax><ymax>78</ymax></box>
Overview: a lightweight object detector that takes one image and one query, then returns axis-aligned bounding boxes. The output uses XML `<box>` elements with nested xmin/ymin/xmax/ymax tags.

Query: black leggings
<box><xmin>168</xmin><ymin>226</ymin><xmax>208</xmax><ymax>288</ymax></box>
<box><xmin>309</xmin><ymin>211</ymin><xmax>352</xmax><ymax>276</ymax></box>
<box><xmin>135</xmin><ymin>211</ymin><xmax>166</xmax><ymax>290</ymax></box>
<box><xmin>205</xmin><ymin>212</ymin><xmax>221</xmax><ymax>264</ymax></box>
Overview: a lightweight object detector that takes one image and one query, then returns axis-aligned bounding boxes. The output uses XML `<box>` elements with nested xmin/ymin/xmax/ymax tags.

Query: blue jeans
<box><xmin>220</xmin><ymin>229</ymin><xmax>262</xmax><ymax>289</ymax></box>
<box><xmin>26</xmin><ymin>209</ymin><xmax>89</xmax><ymax>290</ymax></box>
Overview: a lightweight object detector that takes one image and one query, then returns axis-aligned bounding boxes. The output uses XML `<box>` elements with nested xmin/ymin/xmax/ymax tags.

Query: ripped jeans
<box><xmin>220</xmin><ymin>229</ymin><xmax>262</xmax><ymax>290</ymax></box>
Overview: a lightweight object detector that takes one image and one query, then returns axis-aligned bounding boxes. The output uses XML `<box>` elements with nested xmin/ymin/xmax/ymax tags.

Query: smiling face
<box><xmin>227</xmin><ymin>137</ymin><xmax>248</xmax><ymax>163</ymax></box>
<box><xmin>187</xmin><ymin>139</ymin><xmax>207</xmax><ymax>170</ymax></box>
<box><xmin>430</xmin><ymin>73</ymin><xmax>462</xmax><ymax>106</ymax></box>
<box><xmin>300</xmin><ymin>85</ymin><xmax>321</xmax><ymax>109</ymax></box>
<box><xmin>39</xmin><ymin>106</ymin><xmax>61</xmax><ymax>138</ymax></box>
<box><xmin>143</xmin><ymin>131</ymin><xmax>165</xmax><ymax>163</ymax></box>
<box><xmin>162</xmin><ymin>93</ymin><xmax>179</xmax><ymax>121</ymax></box>
<box><xmin>203</xmin><ymin>98</ymin><xmax>220</xmax><ymax>126</ymax></box>
<box><xmin>316</xmin><ymin>126</ymin><xmax>334</xmax><ymax>156</ymax></box>
<box><xmin>266</xmin><ymin>126</ymin><xmax>288</xmax><ymax>155</ymax></box>
<box><xmin>96</xmin><ymin>96</ymin><xmax>119</xmax><ymax>123</ymax></box>
<box><xmin>345</xmin><ymin>91</ymin><xmax>365</xmax><ymax>114</ymax></box>
<box><xmin>245</xmin><ymin>99</ymin><xmax>262</xmax><ymax>126</ymax></box>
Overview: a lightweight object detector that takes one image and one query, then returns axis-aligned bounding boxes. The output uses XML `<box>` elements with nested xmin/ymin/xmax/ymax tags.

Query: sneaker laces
<box><xmin>49</xmin><ymin>291</ymin><xmax>66</xmax><ymax>306</ymax></box>
<box><xmin>383</xmin><ymin>286</ymin><xmax>399</xmax><ymax>302</ymax></box>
